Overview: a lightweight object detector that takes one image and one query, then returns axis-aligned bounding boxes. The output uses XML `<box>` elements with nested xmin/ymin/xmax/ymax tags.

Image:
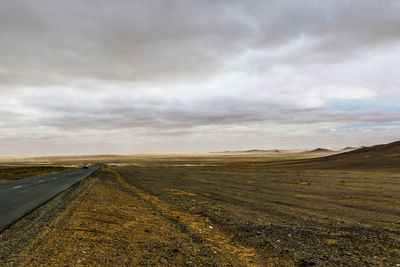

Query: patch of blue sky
<box><xmin>340</xmin><ymin>121</ymin><xmax>400</xmax><ymax>130</ymax></box>
<box><xmin>328</xmin><ymin>100</ymin><xmax>400</xmax><ymax>111</ymax></box>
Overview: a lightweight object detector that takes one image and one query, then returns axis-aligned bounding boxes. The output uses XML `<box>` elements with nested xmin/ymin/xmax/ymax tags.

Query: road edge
<box><xmin>0</xmin><ymin>167</ymin><xmax>102</xmax><ymax>264</ymax></box>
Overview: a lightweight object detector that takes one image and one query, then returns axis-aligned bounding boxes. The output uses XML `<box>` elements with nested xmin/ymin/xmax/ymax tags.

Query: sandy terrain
<box><xmin>0</xmin><ymin>148</ymin><xmax>342</xmax><ymax>166</ymax></box>
<box><xmin>1</xmin><ymin>142</ymin><xmax>400</xmax><ymax>266</ymax></box>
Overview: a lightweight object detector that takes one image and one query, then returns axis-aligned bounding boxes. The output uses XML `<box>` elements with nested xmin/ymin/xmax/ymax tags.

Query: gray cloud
<box><xmin>1</xmin><ymin>0</ymin><xmax>400</xmax><ymax>86</ymax></box>
<box><xmin>0</xmin><ymin>0</ymin><xmax>400</xmax><ymax>156</ymax></box>
<box><xmin>12</xmin><ymin>89</ymin><xmax>400</xmax><ymax>131</ymax></box>
<box><xmin>0</xmin><ymin>0</ymin><xmax>252</xmax><ymax>87</ymax></box>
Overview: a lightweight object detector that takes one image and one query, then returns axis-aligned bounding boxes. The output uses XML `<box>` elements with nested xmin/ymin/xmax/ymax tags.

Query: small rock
<box><xmin>298</xmin><ymin>258</ymin><xmax>316</xmax><ymax>266</ymax></box>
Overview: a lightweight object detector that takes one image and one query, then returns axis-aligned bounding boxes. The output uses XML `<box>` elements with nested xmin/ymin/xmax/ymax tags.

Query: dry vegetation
<box><xmin>0</xmin><ymin>165</ymin><xmax>74</xmax><ymax>183</ymax></box>
<box><xmin>1</xmin><ymin>142</ymin><xmax>400</xmax><ymax>266</ymax></box>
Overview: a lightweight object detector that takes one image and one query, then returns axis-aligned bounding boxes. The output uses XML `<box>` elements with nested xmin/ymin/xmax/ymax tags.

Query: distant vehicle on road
<box><xmin>82</xmin><ymin>163</ymin><xmax>89</xmax><ymax>169</ymax></box>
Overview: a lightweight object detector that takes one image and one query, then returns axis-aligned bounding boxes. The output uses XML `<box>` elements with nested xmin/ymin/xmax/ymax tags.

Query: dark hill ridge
<box><xmin>279</xmin><ymin>141</ymin><xmax>400</xmax><ymax>172</ymax></box>
<box><xmin>340</xmin><ymin>146</ymin><xmax>357</xmax><ymax>152</ymax></box>
<box><xmin>341</xmin><ymin>141</ymin><xmax>400</xmax><ymax>155</ymax></box>
<box><xmin>309</xmin><ymin>148</ymin><xmax>332</xmax><ymax>153</ymax></box>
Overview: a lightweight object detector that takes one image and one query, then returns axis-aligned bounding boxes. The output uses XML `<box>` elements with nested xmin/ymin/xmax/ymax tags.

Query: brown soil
<box><xmin>0</xmin><ymin>166</ymin><xmax>267</xmax><ymax>266</ymax></box>
<box><xmin>272</xmin><ymin>141</ymin><xmax>400</xmax><ymax>173</ymax></box>
<box><xmin>1</xmin><ymin>160</ymin><xmax>400</xmax><ymax>266</ymax></box>
<box><xmin>114</xmin><ymin>163</ymin><xmax>400</xmax><ymax>266</ymax></box>
<box><xmin>1</xmin><ymin>141</ymin><xmax>400</xmax><ymax>266</ymax></box>
<box><xmin>0</xmin><ymin>165</ymin><xmax>74</xmax><ymax>182</ymax></box>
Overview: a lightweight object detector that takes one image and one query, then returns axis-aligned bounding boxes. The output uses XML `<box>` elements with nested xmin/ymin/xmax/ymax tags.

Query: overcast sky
<box><xmin>1</xmin><ymin>0</ymin><xmax>400</xmax><ymax>156</ymax></box>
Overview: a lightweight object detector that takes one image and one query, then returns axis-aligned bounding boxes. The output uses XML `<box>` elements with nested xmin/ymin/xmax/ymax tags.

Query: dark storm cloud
<box><xmin>1</xmin><ymin>0</ymin><xmax>400</xmax><ymax>87</ymax></box>
<box><xmin>0</xmin><ymin>0</ymin><xmax>252</xmax><ymax>86</ymax></box>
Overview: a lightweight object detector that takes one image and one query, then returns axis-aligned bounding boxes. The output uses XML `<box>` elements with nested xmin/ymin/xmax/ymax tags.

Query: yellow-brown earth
<box><xmin>0</xmin><ymin>165</ymin><xmax>74</xmax><ymax>182</ymax></box>
<box><xmin>1</xmin><ymin>142</ymin><xmax>400</xmax><ymax>266</ymax></box>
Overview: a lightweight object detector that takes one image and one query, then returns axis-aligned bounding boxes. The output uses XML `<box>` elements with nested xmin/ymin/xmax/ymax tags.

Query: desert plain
<box><xmin>1</xmin><ymin>142</ymin><xmax>400</xmax><ymax>266</ymax></box>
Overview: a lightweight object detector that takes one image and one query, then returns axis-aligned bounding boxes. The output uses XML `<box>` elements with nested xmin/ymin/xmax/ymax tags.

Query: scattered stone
<box><xmin>298</xmin><ymin>258</ymin><xmax>317</xmax><ymax>266</ymax></box>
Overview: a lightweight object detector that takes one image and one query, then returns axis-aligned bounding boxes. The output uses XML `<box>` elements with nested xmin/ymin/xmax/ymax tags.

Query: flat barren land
<box><xmin>0</xmin><ymin>165</ymin><xmax>74</xmax><ymax>183</ymax></box>
<box><xmin>1</xmin><ymin>142</ymin><xmax>400</xmax><ymax>266</ymax></box>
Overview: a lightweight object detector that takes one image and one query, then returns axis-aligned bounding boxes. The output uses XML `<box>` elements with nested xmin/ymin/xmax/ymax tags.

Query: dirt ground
<box><xmin>1</xmin><ymin>158</ymin><xmax>400</xmax><ymax>266</ymax></box>
<box><xmin>0</xmin><ymin>165</ymin><xmax>73</xmax><ymax>182</ymax></box>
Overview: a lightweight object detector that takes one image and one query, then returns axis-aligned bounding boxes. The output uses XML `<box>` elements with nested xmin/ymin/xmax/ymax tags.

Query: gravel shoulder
<box><xmin>0</xmin><ymin>168</ymin><xmax>97</xmax><ymax>265</ymax></box>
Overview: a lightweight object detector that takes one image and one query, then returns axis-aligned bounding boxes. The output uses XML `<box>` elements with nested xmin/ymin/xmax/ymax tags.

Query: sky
<box><xmin>0</xmin><ymin>0</ymin><xmax>400</xmax><ymax>156</ymax></box>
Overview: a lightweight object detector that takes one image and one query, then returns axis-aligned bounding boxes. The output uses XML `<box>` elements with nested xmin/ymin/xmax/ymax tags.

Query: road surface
<box><xmin>0</xmin><ymin>164</ymin><xmax>101</xmax><ymax>233</ymax></box>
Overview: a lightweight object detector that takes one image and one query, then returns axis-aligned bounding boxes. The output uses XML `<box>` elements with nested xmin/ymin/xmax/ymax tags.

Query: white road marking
<box><xmin>12</xmin><ymin>185</ymin><xmax>23</xmax><ymax>189</ymax></box>
<box><xmin>53</xmin><ymin>177</ymin><xmax>57</xmax><ymax>180</ymax></box>
<box><xmin>39</xmin><ymin>180</ymin><xmax>45</xmax><ymax>183</ymax></box>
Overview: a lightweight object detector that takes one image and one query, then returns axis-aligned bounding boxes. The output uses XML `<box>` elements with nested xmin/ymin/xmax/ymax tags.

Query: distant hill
<box><xmin>308</xmin><ymin>148</ymin><xmax>333</xmax><ymax>153</ymax></box>
<box><xmin>282</xmin><ymin>141</ymin><xmax>400</xmax><ymax>172</ymax></box>
<box><xmin>211</xmin><ymin>149</ymin><xmax>284</xmax><ymax>154</ymax></box>
<box><xmin>244</xmin><ymin>149</ymin><xmax>283</xmax><ymax>153</ymax></box>
<box><xmin>340</xmin><ymin>146</ymin><xmax>357</xmax><ymax>152</ymax></box>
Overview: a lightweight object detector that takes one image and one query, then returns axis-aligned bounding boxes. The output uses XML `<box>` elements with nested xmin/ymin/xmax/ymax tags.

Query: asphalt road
<box><xmin>0</xmin><ymin>164</ymin><xmax>101</xmax><ymax>233</ymax></box>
